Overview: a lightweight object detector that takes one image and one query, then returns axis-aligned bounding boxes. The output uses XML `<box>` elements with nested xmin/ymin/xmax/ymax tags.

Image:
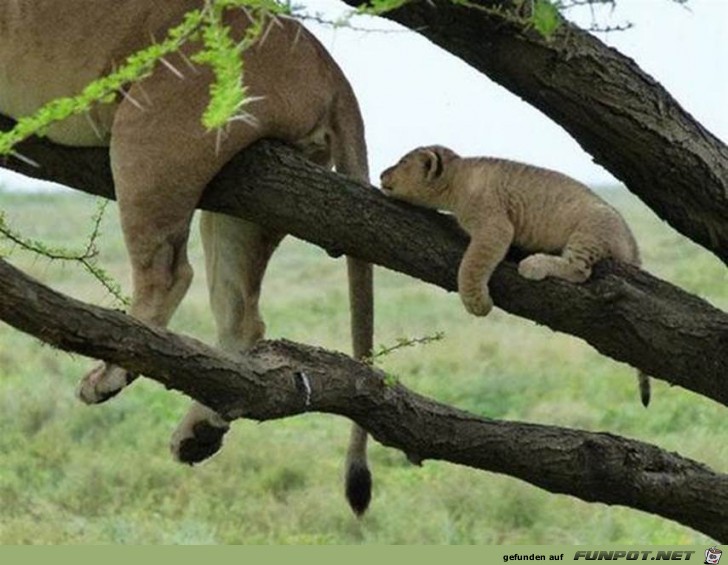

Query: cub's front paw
<box><xmin>461</xmin><ymin>291</ymin><xmax>493</xmax><ymax>317</ymax></box>
<box><xmin>518</xmin><ymin>255</ymin><xmax>549</xmax><ymax>281</ymax></box>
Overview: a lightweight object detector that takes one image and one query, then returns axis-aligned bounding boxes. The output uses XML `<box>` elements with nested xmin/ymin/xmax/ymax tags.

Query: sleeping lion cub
<box><xmin>380</xmin><ymin>145</ymin><xmax>650</xmax><ymax>406</ymax></box>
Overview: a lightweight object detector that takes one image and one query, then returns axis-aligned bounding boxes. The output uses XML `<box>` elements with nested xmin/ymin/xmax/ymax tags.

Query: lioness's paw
<box><xmin>461</xmin><ymin>291</ymin><xmax>493</xmax><ymax>317</ymax></box>
<box><xmin>77</xmin><ymin>363</ymin><xmax>136</xmax><ymax>405</ymax></box>
<box><xmin>518</xmin><ymin>255</ymin><xmax>550</xmax><ymax>281</ymax></box>
<box><xmin>170</xmin><ymin>405</ymin><xmax>230</xmax><ymax>465</ymax></box>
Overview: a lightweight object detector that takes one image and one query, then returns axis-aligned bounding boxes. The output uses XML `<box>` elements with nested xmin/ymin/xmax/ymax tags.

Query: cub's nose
<box><xmin>380</xmin><ymin>167</ymin><xmax>394</xmax><ymax>190</ymax></box>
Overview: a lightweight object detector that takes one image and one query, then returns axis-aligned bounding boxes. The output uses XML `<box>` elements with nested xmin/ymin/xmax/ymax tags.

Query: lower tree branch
<box><xmin>2</xmin><ymin>118</ymin><xmax>727</xmax><ymax>408</ymax></box>
<box><xmin>0</xmin><ymin>257</ymin><xmax>726</xmax><ymax>540</ymax></box>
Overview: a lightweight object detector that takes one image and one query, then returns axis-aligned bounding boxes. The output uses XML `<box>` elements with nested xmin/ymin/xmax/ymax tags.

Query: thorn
<box><xmin>136</xmin><ymin>82</ymin><xmax>153</xmax><ymax>106</ymax></box>
<box><xmin>178</xmin><ymin>50</ymin><xmax>200</xmax><ymax>74</ymax></box>
<box><xmin>229</xmin><ymin>112</ymin><xmax>260</xmax><ymax>129</ymax></box>
<box><xmin>241</xmin><ymin>95</ymin><xmax>266</xmax><ymax>106</ymax></box>
<box><xmin>257</xmin><ymin>17</ymin><xmax>276</xmax><ymax>49</ymax></box>
<box><xmin>214</xmin><ymin>127</ymin><xmax>228</xmax><ymax>156</ymax></box>
<box><xmin>160</xmin><ymin>56</ymin><xmax>185</xmax><ymax>80</ymax></box>
<box><xmin>9</xmin><ymin>151</ymin><xmax>40</xmax><ymax>169</ymax></box>
<box><xmin>118</xmin><ymin>88</ymin><xmax>145</xmax><ymax>111</ymax></box>
<box><xmin>291</xmin><ymin>24</ymin><xmax>303</xmax><ymax>50</ymax></box>
<box><xmin>84</xmin><ymin>111</ymin><xmax>105</xmax><ymax>141</ymax></box>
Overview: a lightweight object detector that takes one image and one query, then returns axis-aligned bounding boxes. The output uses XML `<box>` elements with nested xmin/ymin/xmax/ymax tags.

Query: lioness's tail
<box><xmin>332</xmin><ymin>85</ymin><xmax>374</xmax><ymax>516</ymax></box>
<box><xmin>344</xmin><ymin>256</ymin><xmax>373</xmax><ymax>515</ymax></box>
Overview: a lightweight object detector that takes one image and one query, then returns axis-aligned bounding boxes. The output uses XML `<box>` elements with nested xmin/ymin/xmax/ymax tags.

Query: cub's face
<box><xmin>380</xmin><ymin>146</ymin><xmax>452</xmax><ymax>209</ymax></box>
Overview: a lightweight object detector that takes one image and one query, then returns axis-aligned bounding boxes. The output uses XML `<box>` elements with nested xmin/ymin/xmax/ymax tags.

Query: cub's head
<box><xmin>380</xmin><ymin>145</ymin><xmax>459</xmax><ymax>208</ymax></box>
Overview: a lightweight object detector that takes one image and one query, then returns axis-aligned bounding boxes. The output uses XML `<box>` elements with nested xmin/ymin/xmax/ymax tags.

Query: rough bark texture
<box><xmin>0</xmin><ymin>257</ymin><xmax>726</xmax><ymax>540</ymax></box>
<box><xmin>2</xmin><ymin>121</ymin><xmax>726</xmax><ymax>407</ymax></box>
<box><xmin>337</xmin><ymin>0</ymin><xmax>728</xmax><ymax>264</ymax></box>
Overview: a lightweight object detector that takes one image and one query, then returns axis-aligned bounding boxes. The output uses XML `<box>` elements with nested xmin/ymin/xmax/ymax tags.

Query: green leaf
<box><xmin>531</xmin><ymin>0</ymin><xmax>560</xmax><ymax>39</ymax></box>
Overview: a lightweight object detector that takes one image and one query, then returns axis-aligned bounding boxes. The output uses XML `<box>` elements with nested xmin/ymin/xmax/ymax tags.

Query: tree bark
<box><xmin>0</xmin><ymin>257</ymin><xmax>726</xmax><ymax>540</ymax></box>
<box><xmin>340</xmin><ymin>0</ymin><xmax>728</xmax><ymax>264</ymax></box>
<box><xmin>2</xmin><ymin>119</ymin><xmax>726</xmax><ymax>407</ymax></box>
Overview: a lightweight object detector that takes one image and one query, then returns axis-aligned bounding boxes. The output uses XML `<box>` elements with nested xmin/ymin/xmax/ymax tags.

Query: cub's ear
<box><xmin>422</xmin><ymin>148</ymin><xmax>444</xmax><ymax>182</ymax></box>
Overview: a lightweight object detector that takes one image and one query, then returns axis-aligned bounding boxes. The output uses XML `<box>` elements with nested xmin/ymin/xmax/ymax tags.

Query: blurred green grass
<box><xmin>0</xmin><ymin>185</ymin><xmax>725</xmax><ymax>544</ymax></box>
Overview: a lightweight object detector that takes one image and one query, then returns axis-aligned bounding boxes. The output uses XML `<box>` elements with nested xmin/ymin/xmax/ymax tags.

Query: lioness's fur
<box><xmin>380</xmin><ymin>145</ymin><xmax>650</xmax><ymax>406</ymax></box>
<box><xmin>1</xmin><ymin>0</ymin><xmax>373</xmax><ymax>514</ymax></box>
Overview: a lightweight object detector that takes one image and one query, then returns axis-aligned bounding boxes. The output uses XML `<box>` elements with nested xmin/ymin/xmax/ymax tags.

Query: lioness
<box><xmin>380</xmin><ymin>145</ymin><xmax>650</xmax><ymax>406</ymax></box>
<box><xmin>0</xmin><ymin>1</ymin><xmax>373</xmax><ymax>514</ymax></box>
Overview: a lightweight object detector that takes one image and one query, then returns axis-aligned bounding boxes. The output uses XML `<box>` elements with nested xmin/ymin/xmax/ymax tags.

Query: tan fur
<box><xmin>380</xmin><ymin>145</ymin><xmax>650</xmax><ymax>405</ymax></box>
<box><xmin>1</xmin><ymin>1</ymin><xmax>374</xmax><ymax>506</ymax></box>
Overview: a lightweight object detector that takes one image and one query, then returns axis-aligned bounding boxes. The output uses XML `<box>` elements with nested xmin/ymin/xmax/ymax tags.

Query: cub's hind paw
<box><xmin>461</xmin><ymin>291</ymin><xmax>493</xmax><ymax>317</ymax></box>
<box><xmin>518</xmin><ymin>255</ymin><xmax>550</xmax><ymax>281</ymax></box>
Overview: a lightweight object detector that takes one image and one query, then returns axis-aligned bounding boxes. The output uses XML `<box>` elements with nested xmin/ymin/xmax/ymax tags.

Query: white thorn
<box><xmin>257</xmin><ymin>17</ymin><xmax>276</xmax><ymax>49</ymax></box>
<box><xmin>178</xmin><ymin>50</ymin><xmax>200</xmax><ymax>74</ymax></box>
<box><xmin>119</xmin><ymin>88</ymin><xmax>145</xmax><ymax>111</ymax></box>
<box><xmin>160</xmin><ymin>56</ymin><xmax>185</xmax><ymax>80</ymax></box>
<box><xmin>9</xmin><ymin>150</ymin><xmax>40</xmax><ymax>169</ymax></box>
<box><xmin>291</xmin><ymin>24</ymin><xmax>303</xmax><ymax>50</ymax></box>
<box><xmin>229</xmin><ymin>112</ymin><xmax>260</xmax><ymax>129</ymax></box>
<box><xmin>84</xmin><ymin>111</ymin><xmax>105</xmax><ymax>141</ymax></box>
<box><xmin>136</xmin><ymin>82</ymin><xmax>153</xmax><ymax>106</ymax></box>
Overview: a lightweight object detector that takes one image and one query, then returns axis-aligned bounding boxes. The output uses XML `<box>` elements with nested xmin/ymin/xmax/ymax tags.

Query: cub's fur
<box><xmin>380</xmin><ymin>145</ymin><xmax>650</xmax><ymax>406</ymax></box>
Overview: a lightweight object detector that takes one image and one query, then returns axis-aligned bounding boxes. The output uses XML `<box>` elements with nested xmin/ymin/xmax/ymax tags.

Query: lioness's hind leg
<box><xmin>77</xmin><ymin>173</ymin><xmax>197</xmax><ymax>405</ymax></box>
<box><xmin>200</xmin><ymin>213</ymin><xmax>283</xmax><ymax>353</ymax></box>
<box><xmin>171</xmin><ymin>213</ymin><xmax>283</xmax><ymax>464</ymax></box>
<box><xmin>77</xmin><ymin>216</ymin><xmax>194</xmax><ymax>403</ymax></box>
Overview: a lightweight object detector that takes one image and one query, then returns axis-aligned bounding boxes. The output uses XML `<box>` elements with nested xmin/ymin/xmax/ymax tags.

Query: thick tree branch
<box><xmin>0</xmin><ymin>257</ymin><xmax>726</xmax><ymax>540</ymax></box>
<box><xmin>339</xmin><ymin>0</ymin><xmax>728</xmax><ymax>264</ymax></box>
<box><xmin>1</xmin><ymin>120</ymin><xmax>726</xmax><ymax>407</ymax></box>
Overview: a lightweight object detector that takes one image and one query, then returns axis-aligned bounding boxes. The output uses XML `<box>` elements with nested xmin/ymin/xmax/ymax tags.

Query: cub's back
<box><xmin>464</xmin><ymin>157</ymin><xmax>637</xmax><ymax>261</ymax></box>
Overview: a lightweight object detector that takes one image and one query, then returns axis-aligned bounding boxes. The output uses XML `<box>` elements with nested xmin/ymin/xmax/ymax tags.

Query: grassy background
<box><xmin>0</xmin><ymin>186</ymin><xmax>725</xmax><ymax>544</ymax></box>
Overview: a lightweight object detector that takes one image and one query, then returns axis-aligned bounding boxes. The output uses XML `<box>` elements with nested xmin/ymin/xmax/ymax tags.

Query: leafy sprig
<box><xmin>0</xmin><ymin>199</ymin><xmax>129</xmax><ymax>306</ymax></box>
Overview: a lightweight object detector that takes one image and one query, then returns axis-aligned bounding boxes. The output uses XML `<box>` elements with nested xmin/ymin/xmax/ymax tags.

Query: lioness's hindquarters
<box><xmin>2</xmin><ymin>2</ymin><xmax>376</xmax><ymax>511</ymax></box>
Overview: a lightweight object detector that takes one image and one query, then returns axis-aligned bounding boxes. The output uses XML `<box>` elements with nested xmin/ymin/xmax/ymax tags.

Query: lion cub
<box><xmin>380</xmin><ymin>145</ymin><xmax>650</xmax><ymax>405</ymax></box>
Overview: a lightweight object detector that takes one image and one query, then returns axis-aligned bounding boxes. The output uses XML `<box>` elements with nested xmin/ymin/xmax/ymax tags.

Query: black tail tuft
<box><xmin>345</xmin><ymin>462</ymin><xmax>372</xmax><ymax>517</ymax></box>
